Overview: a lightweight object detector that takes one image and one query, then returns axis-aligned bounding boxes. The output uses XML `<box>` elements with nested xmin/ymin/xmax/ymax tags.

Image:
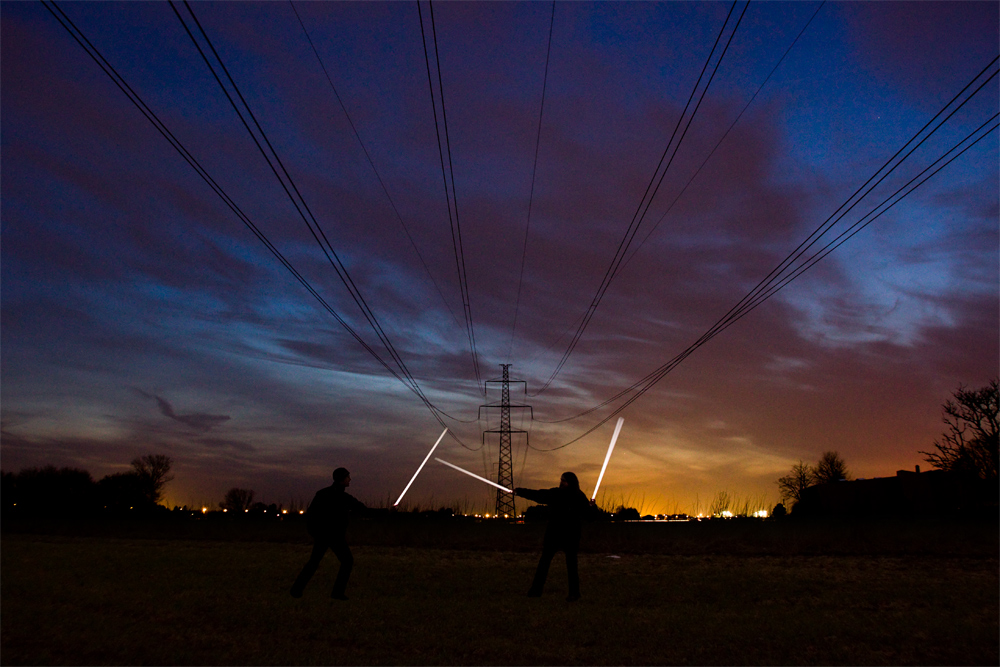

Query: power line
<box><xmin>552</xmin><ymin>114</ymin><xmax>999</xmax><ymax>449</ymax></box>
<box><xmin>38</xmin><ymin>0</ymin><xmax>410</xmax><ymax>393</ymax></box>
<box><xmin>540</xmin><ymin>54</ymin><xmax>999</xmax><ymax>425</ymax></box>
<box><xmin>174</xmin><ymin>0</ymin><xmax>483</xmax><ymax>438</ymax></box>
<box><xmin>506</xmin><ymin>0</ymin><xmax>556</xmax><ymax>364</ymax></box>
<box><xmin>42</xmin><ymin>0</ymin><xmax>479</xmax><ymax>445</ymax></box>
<box><xmin>532</xmin><ymin>58</ymin><xmax>999</xmax><ymax>447</ymax></box>
<box><xmin>287</xmin><ymin>0</ymin><xmax>465</xmax><ymax>332</ymax></box>
<box><xmin>179</xmin><ymin>0</ymin><xmax>481</xmax><ymax>433</ymax></box>
<box><xmin>173</xmin><ymin>0</ymin><xmax>451</xmax><ymax>416</ymax></box>
<box><xmin>173</xmin><ymin>1</ymin><xmax>416</xmax><ymax>397</ymax></box>
<box><xmin>532</xmin><ymin>0</ymin><xmax>749</xmax><ymax>396</ymax></box>
<box><xmin>618</xmin><ymin>0</ymin><xmax>826</xmax><ymax>275</ymax></box>
<box><xmin>418</xmin><ymin>0</ymin><xmax>484</xmax><ymax>392</ymax></box>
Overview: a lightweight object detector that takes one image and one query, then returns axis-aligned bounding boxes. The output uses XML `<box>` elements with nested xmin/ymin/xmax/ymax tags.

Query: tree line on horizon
<box><xmin>2</xmin><ymin>454</ymin><xmax>174</xmax><ymax>517</ymax></box>
<box><xmin>775</xmin><ymin>379</ymin><xmax>998</xmax><ymax>513</ymax></box>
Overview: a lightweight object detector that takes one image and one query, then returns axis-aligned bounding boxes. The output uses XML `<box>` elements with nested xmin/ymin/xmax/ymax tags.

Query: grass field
<box><xmin>2</xmin><ymin>519</ymin><xmax>997</xmax><ymax>665</ymax></box>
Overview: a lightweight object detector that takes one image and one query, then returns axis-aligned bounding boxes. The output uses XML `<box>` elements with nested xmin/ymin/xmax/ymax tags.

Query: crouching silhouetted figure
<box><xmin>290</xmin><ymin>467</ymin><xmax>367</xmax><ymax>600</ymax></box>
<box><xmin>514</xmin><ymin>472</ymin><xmax>593</xmax><ymax>601</ymax></box>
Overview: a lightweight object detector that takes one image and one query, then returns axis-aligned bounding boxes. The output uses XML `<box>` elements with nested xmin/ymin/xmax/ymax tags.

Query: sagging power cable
<box><xmin>618</xmin><ymin>0</ymin><xmax>826</xmax><ymax>275</ymax></box>
<box><xmin>172</xmin><ymin>0</ymin><xmax>482</xmax><ymax>437</ymax></box>
<box><xmin>288</xmin><ymin>0</ymin><xmax>464</xmax><ymax>332</ymax></box>
<box><xmin>418</xmin><ymin>0</ymin><xmax>485</xmax><ymax>393</ymax></box>
<box><xmin>506</xmin><ymin>0</ymin><xmax>557</xmax><ymax>364</ymax></box>
<box><xmin>532</xmin><ymin>57</ymin><xmax>998</xmax><ymax>447</ymax></box>
<box><xmin>532</xmin><ymin>0</ymin><xmax>750</xmax><ymax>396</ymax></box>
<box><xmin>43</xmin><ymin>1</ymin><xmax>480</xmax><ymax>444</ymax></box>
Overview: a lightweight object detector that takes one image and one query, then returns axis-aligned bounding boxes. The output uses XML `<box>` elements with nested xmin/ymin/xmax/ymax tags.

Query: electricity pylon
<box><xmin>479</xmin><ymin>364</ymin><xmax>531</xmax><ymax>518</ymax></box>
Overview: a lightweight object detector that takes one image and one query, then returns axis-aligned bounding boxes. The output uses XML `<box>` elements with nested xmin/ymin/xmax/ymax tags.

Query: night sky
<box><xmin>2</xmin><ymin>1</ymin><xmax>997</xmax><ymax>514</ymax></box>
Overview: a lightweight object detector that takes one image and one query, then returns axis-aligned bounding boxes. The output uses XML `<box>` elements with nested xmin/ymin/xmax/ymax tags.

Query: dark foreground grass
<box><xmin>2</xmin><ymin>533</ymin><xmax>997</xmax><ymax>665</ymax></box>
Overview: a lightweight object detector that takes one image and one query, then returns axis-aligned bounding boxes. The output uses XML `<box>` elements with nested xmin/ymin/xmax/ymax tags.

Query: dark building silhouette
<box><xmin>794</xmin><ymin>466</ymin><xmax>981</xmax><ymax>517</ymax></box>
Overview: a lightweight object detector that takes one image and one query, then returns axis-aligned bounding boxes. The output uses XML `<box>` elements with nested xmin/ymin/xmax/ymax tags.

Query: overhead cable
<box><xmin>172</xmin><ymin>0</ymin><xmax>480</xmax><ymax>438</ymax></box>
<box><xmin>287</xmin><ymin>0</ymin><xmax>464</xmax><ymax>331</ymax></box>
<box><xmin>618</xmin><ymin>0</ymin><xmax>826</xmax><ymax>275</ymax></box>
<box><xmin>532</xmin><ymin>58</ymin><xmax>998</xmax><ymax>447</ymax></box>
<box><xmin>542</xmin><ymin>113</ymin><xmax>998</xmax><ymax>449</ymax></box>
<box><xmin>418</xmin><ymin>0</ymin><xmax>485</xmax><ymax>392</ymax></box>
<box><xmin>43</xmin><ymin>0</ymin><xmax>479</xmax><ymax>444</ymax></box>
<box><xmin>506</xmin><ymin>0</ymin><xmax>557</xmax><ymax>363</ymax></box>
<box><xmin>532</xmin><ymin>0</ymin><xmax>749</xmax><ymax>396</ymax></box>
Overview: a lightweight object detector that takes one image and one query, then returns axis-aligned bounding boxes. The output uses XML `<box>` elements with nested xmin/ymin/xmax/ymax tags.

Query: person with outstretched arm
<box><xmin>514</xmin><ymin>472</ymin><xmax>594</xmax><ymax>601</ymax></box>
<box><xmin>290</xmin><ymin>467</ymin><xmax>367</xmax><ymax>600</ymax></box>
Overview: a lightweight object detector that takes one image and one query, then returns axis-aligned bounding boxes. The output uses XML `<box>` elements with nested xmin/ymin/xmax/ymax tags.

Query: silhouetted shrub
<box><xmin>98</xmin><ymin>472</ymin><xmax>152</xmax><ymax>513</ymax></box>
<box><xmin>523</xmin><ymin>505</ymin><xmax>549</xmax><ymax>522</ymax></box>
<box><xmin>220</xmin><ymin>488</ymin><xmax>255</xmax><ymax>512</ymax></box>
<box><xmin>614</xmin><ymin>506</ymin><xmax>641</xmax><ymax>521</ymax></box>
<box><xmin>3</xmin><ymin>466</ymin><xmax>99</xmax><ymax>517</ymax></box>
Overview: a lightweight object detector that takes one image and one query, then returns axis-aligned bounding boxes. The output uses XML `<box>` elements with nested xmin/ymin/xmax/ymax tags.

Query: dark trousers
<box><xmin>529</xmin><ymin>542</ymin><xmax>579</xmax><ymax>597</ymax></box>
<box><xmin>291</xmin><ymin>536</ymin><xmax>353</xmax><ymax>596</ymax></box>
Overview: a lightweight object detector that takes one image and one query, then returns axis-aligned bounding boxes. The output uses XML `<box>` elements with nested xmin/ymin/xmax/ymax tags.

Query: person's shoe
<box><xmin>290</xmin><ymin>588</ymin><xmax>303</xmax><ymax>598</ymax></box>
<box><xmin>331</xmin><ymin>592</ymin><xmax>348</xmax><ymax>600</ymax></box>
<box><xmin>566</xmin><ymin>593</ymin><xmax>580</xmax><ymax>602</ymax></box>
<box><xmin>527</xmin><ymin>589</ymin><xmax>542</xmax><ymax>598</ymax></box>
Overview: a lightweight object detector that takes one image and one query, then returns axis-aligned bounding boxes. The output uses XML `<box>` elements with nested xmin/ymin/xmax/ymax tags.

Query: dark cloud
<box><xmin>132</xmin><ymin>389</ymin><xmax>230</xmax><ymax>432</ymax></box>
<box><xmin>846</xmin><ymin>1</ymin><xmax>999</xmax><ymax>98</ymax></box>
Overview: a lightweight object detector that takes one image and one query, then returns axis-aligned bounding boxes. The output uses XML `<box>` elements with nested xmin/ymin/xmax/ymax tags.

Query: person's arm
<box><xmin>514</xmin><ymin>487</ymin><xmax>554</xmax><ymax>504</ymax></box>
<box><xmin>349</xmin><ymin>493</ymin><xmax>368</xmax><ymax>513</ymax></box>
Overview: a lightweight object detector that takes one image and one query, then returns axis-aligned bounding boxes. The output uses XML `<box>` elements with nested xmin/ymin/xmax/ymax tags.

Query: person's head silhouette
<box><xmin>559</xmin><ymin>472</ymin><xmax>580</xmax><ymax>491</ymax></box>
<box><xmin>333</xmin><ymin>467</ymin><xmax>351</xmax><ymax>487</ymax></box>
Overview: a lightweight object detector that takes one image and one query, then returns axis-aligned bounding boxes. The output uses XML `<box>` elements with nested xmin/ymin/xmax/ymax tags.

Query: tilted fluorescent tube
<box><xmin>394</xmin><ymin>428</ymin><xmax>448</xmax><ymax>506</ymax></box>
<box><xmin>434</xmin><ymin>457</ymin><xmax>513</xmax><ymax>493</ymax></box>
<box><xmin>592</xmin><ymin>417</ymin><xmax>625</xmax><ymax>500</ymax></box>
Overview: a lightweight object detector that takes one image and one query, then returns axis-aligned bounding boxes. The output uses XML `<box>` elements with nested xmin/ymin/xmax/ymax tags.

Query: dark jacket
<box><xmin>305</xmin><ymin>485</ymin><xmax>367</xmax><ymax>540</ymax></box>
<box><xmin>515</xmin><ymin>486</ymin><xmax>591</xmax><ymax>548</ymax></box>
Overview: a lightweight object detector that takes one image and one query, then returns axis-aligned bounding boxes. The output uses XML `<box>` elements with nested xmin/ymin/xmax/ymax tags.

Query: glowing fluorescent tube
<box><xmin>394</xmin><ymin>428</ymin><xmax>448</xmax><ymax>506</ymax></box>
<box><xmin>434</xmin><ymin>457</ymin><xmax>513</xmax><ymax>493</ymax></box>
<box><xmin>592</xmin><ymin>417</ymin><xmax>624</xmax><ymax>500</ymax></box>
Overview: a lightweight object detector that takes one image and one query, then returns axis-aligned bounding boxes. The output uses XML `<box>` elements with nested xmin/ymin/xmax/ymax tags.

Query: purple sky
<box><xmin>2</xmin><ymin>1</ymin><xmax>997</xmax><ymax>515</ymax></box>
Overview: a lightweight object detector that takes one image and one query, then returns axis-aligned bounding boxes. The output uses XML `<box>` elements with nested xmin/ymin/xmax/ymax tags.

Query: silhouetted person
<box><xmin>290</xmin><ymin>468</ymin><xmax>366</xmax><ymax>600</ymax></box>
<box><xmin>514</xmin><ymin>472</ymin><xmax>593</xmax><ymax>602</ymax></box>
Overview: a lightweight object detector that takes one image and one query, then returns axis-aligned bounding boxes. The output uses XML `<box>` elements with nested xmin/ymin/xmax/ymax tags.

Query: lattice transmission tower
<box><xmin>479</xmin><ymin>364</ymin><xmax>531</xmax><ymax>518</ymax></box>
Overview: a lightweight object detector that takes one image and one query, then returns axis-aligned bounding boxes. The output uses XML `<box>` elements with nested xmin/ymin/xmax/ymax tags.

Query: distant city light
<box><xmin>299</xmin><ymin>510</ymin><xmax>304</xmax><ymax>514</ymax></box>
<box><xmin>754</xmin><ymin>510</ymin><xmax>768</xmax><ymax>518</ymax></box>
<box><xmin>282</xmin><ymin>509</ymin><xmax>288</xmax><ymax>514</ymax></box>
<box><xmin>201</xmin><ymin>507</ymin><xmax>207</xmax><ymax>514</ymax></box>
<box><xmin>223</xmin><ymin>508</ymin><xmax>228</xmax><ymax>512</ymax></box>
<box><xmin>721</xmin><ymin>510</ymin><xmax>733</xmax><ymax>518</ymax></box>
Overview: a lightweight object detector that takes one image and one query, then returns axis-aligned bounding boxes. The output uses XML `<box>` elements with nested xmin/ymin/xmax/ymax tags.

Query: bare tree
<box><xmin>921</xmin><ymin>379</ymin><xmax>998</xmax><ymax>482</ymax></box>
<box><xmin>777</xmin><ymin>460</ymin><xmax>814</xmax><ymax>504</ymax></box>
<box><xmin>130</xmin><ymin>454</ymin><xmax>174</xmax><ymax>505</ymax></box>
<box><xmin>814</xmin><ymin>451</ymin><xmax>850</xmax><ymax>484</ymax></box>
<box><xmin>220</xmin><ymin>487</ymin><xmax>255</xmax><ymax>512</ymax></box>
